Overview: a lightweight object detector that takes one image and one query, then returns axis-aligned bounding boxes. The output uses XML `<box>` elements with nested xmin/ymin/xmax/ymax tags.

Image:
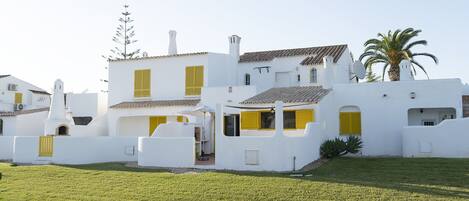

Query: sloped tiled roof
<box><xmin>29</xmin><ymin>89</ymin><xmax>51</xmax><ymax>95</ymax></box>
<box><xmin>110</xmin><ymin>52</ymin><xmax>208</xmax><ymax>62</ymax></box>
<box><xmin>240</xmin><ymin>86</ymin><xmax>330</xmax><ymax>104</ymax></box>
<box><xmin>239</xmin><ymin>44</ymin><xmax>347</xmax><ymax>65</ymax></box>
<box><xmin>0</xmin><ymin>75</ymin><xmax>11</xmax><ymax>79</ymax></box>
<box><xmin>110</xmin><ymin>99</ymin><xmax>200</xmax><ymax>109</ymax></box>
<box><xmin>0</xmin><ymin>107</ymin><xmax>49</xmax><ymax>117</ymax></box>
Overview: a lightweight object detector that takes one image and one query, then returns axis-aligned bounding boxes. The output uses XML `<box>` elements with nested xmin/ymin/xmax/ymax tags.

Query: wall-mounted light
<box><xmin>410</xmin><ymin>92</ymin><xmax>416</xmax><ymax>99</ymax></box>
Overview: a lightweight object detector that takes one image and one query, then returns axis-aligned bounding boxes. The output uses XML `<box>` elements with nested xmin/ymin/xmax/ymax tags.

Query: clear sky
<box><xmin>1</xmin><ymin>0</ymin><xmax>468</xmax><ymax>92</ymax></box>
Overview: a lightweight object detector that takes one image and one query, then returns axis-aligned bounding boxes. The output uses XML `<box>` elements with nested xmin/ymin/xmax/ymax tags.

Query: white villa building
<box><xmin>1</xmin><ymin>31</ymin><xmax>469</xmax><ymax>171</ymax></box>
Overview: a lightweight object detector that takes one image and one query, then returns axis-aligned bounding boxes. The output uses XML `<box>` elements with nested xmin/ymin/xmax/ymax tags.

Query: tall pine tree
<box><xmin>103</xmin><ymin>5</ymin><xmax>141</xmax><ymax>60</ymax></box>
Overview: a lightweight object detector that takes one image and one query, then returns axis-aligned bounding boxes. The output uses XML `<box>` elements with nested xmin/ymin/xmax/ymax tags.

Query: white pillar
<box><xmin>274</xmin><ymin>101</ymin><xmax>284</xmax><ymax>137</ymax></box>
<box><xmin>215</xmin><ymin>104</ymin><xmax>224</xmax><ymax>166</ymax></box>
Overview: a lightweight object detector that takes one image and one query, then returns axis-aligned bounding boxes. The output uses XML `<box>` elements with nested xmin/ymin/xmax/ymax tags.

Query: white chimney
<box><xmin>228</xmin><ymin>35</ymin><xmax>241</xmax><ymax>61</ymax></box>
<box><xmin>399</xmin><ymin>60</ymin><xmax>414</xmax><ymax>81</ymax></box>
<box><xmin>322</xmin><ymin>56</ymin><xmax>335</xmax><ymax>89</ymax></box>
<box><xmin>168</xmin><ymin>30</ymin><xmax>177</xmax><ymax>55</ymax></box>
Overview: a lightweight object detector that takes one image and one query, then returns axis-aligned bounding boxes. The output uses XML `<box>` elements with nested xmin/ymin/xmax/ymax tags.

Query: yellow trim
<box><xmin>149</xmin><ymin>116</ymin><xmax>167</xmax><ymax>136</ymax></box>
<box><xmin>15</xmin><ymin>93</ymin><xmax>23</xmax><ymax>104</ymax></box>
<box><xmin>134</xmin><ymin>69</ymin><xmax>151</xmax><ymax>97</ymax></box>
<box><xmin>38</xmin><ymin>136</ymin><xmax>53</xmax><ymax>157</ymax></box>
<box><xmin>185</xmin><ymin>66</ymin><xmax>204</xmax><ymax>96</ymax></box>
<box><xmin>339</xmin><ymin>112</ymin><xmax>361</xmax><ymax>135</ymax></box>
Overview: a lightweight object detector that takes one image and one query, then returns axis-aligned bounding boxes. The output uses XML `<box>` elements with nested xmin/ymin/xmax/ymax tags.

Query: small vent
<box><xmin>245</xmin><ymin>149</ymin><xmax>259</xmax><ymax>165</ymax></box>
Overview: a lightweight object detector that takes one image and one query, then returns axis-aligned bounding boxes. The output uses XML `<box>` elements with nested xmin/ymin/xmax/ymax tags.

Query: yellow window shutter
<box><xmin>149</xmin><ymin>116</ymin><xmax>167</xmax><ymax>136</ymax></box>
<box><xmin>350</xmin><ymin>112</ymin><xmax>362</xmax><ymax>135</ymax></box>
<box><xmin>339</xmin><ymin>112</ymin><xmax>349</xmax><ymax>135</ymax></box>
<box><xmin>177</xmin><ymin>116</ymin><xmax>188</xmax><ymax>123</ymax></box>
<box><xmin>185</xmin><ymin>66</ymin><xmax>204</xmax><ymax>96</ymax></box>
<box><xmin>142</xmin><ymin>69</ymin><xmax>151</xmax><ymax>97</ymax></box>
<box><xmin>241</xmin><ymin>111</ymin><xmax>260</xmax><ymax>130</ymax></box>
<box><xmin>185</xmin><ymin>67</ymin><xmax>194</xmax><ymax>96</ymax></box>
<box><xmin>295</xmin><ymin>110</ymin><xmax>314</xmax><ymax>129</ymax></box>
<box><xmin>15</xmin><ymin>93</ymin><xmax>23</xmax><ymax>104</ymax></box>
<box><xmin>134</xmin><ymin>69</ymin><xmax>151</xmax><ymax>97</ymax></box>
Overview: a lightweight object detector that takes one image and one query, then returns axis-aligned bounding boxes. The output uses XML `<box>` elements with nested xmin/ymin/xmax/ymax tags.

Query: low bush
<box><xmin>320</xmin><ymin>136</ymin><xmax>363</xmax><ymax>159</ymax></box>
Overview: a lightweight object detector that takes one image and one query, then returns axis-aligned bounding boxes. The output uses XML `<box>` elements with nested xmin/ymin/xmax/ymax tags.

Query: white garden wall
<box><xmin>13</xmin><ymin>136</ymin><xmax>138</xmax><ymax>164</ymax></box>
<box><xmin>0</xmin><ymin>136</ymin><xmax>14</xmax><ymax>160</ymax></box>
<box><xmin>138</xmin><ymin>137</ymin><xmax>195</xmax><ymax>168</ymax></box>
<box><xmin>402</xmin><ymin>118</ymin><xmax>469</xmax><ymax>157</ymax></box>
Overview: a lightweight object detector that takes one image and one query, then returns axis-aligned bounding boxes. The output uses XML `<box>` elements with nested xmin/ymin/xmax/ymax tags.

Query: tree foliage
<box><xmin>359</xmin><ymin>28</ymin><xmax>438</xmax><ymax>81</ymax></box>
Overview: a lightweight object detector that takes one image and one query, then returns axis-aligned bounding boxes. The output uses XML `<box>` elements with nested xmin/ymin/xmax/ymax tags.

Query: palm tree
<box><xmin>359</xmin><ymin>28</ymin><xmax>438</xmax><ymax>81</ymax></box>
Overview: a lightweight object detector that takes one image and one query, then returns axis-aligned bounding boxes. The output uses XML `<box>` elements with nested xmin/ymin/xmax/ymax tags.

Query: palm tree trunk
<box><xmin>388</xmin><ymin>65</ymin><xmax>400</xmax><ymax>81</ymax></box>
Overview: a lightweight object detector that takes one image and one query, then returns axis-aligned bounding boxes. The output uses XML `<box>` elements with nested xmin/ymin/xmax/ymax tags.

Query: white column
<box><xmin>274</xmin><ymin>101</ymin><xmax>284</xmax><ymax>137</ymax></box>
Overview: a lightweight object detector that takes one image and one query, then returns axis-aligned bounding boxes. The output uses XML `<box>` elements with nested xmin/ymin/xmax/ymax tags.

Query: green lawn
<box><xmin>0</xmin><ymin>158</ymin><xmax>468</xmax><ymax>201</ymax></box>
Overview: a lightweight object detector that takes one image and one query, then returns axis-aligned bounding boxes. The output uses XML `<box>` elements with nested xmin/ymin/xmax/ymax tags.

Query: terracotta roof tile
<box><xmin>240</xmin><ymin>86</ymin><xmax>330</xmax><ymax>104</ymax></box>
<box><xmin>239</xmin><ymin>45</ymin><xmax>347</xmax><ymax>65</ymax></box>
<box><xmin>110</xmin><ymin>99</ymin><xmax>200</xmax><ymax>109</ymax></box>
<box><xmin>0</xmin><ymin>107</ymin><xmax>49</xmax><ymax>117</ymax></box>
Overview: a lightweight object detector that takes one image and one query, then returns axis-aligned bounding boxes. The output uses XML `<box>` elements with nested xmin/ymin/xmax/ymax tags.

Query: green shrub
<box><xmin>320</xmin><ymin>136</ymin><xmax>363</xmax><ymax>159</ymax></box>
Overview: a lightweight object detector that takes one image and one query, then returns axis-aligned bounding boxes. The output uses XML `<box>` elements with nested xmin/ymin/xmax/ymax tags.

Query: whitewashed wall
<box><xmin>320</xmin><ymin>79</ymin><xmax>464</xmax><ymax>156</ymax></box>
<box><xmin>13</xmin><ymin>136</ymin><xmax>138</xmax><ymax>164</ymax></box>
<box><xmin>138</xmin><ymin>137</ymin><xmax>195</xmax><ymax>168</ymax></box>
<box><xmin>214</xmin><ymin>103</ymin><xmax>324</xmax><ymax>172</ymax></box>
<box><xmin>0</xmin><ymin>136</ymin><xmax>14</xmax><ymax>160</ymax></box>
<box><xmin>403</xmin><ymin>118</ymin><xmax>469</xmax><ymax>157</ymax></box>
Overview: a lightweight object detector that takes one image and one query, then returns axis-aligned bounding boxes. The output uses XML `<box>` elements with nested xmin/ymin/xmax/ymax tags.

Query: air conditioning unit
<box><xmin>14</xmin><ymin>104</ymin><xmax>24</xmax><ymax>111</ymax></box>
<box><xmin>7</xmin><ymin>84</ymin><xmax>18</xmax><ymax>91</ymax></box>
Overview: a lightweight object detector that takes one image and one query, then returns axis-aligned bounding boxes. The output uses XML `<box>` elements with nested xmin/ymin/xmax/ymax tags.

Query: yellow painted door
<box><xmin>38</xmin><ymin>136</ymin><xmax>53</xmax><ymax>157</ymax></box>
<box><xmin>149</xmin><ymin>116</ymin><xmax>167</xmax><ymax>136</ymax></box>
<box><xmin>15</xmin><ymin>93</ymin><xmax>23</xmax><ymax>104</ymax></box>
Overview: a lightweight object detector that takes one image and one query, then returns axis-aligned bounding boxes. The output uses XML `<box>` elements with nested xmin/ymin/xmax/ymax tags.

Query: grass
<box><xmin>0</xmin><ymin>158</ymin><xmax>468</xmax><ymax>200</ymax></box>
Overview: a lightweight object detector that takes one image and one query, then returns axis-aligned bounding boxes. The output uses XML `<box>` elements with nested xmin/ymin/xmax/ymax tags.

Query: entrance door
<box><xmin>275</xmin><ymin>72</ymin><xmax>291</xmax><ymax>87</ymax></box>
<box><xmin>149</xmin><ymin>116</ymin><xmax>167</xmax><ymax>136</ymax></box>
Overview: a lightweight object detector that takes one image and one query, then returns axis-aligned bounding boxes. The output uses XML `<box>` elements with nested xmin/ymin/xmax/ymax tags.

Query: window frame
<box><xmin>185</xmin><ymin>66</ymin><xmax>204</xmax><ymax>96</ymax></box>
<box><xmin>245</xmin><ymin>73</ymin><xmax>251</xmax><ymax>86</ymax></box>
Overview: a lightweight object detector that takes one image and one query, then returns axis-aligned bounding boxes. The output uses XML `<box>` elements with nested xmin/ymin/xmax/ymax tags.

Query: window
<box><xmin>245</xmin><ymin>74</ymin><xmax>251</xmax><ymax>85</ymax></box>
<box><xmin>224</xmin><ymin>114</ymin><xmax>240</xmax><ymax>136</ymax></box>
<box><xmin>240</xmin><ymin>110</ymin><xmax>314</xmax><ymax>130</ymax></box>
<box><xmin>134</xmin><ymin>69</ymin><xmax>151</xmax><ymax>97</ymax></box>
<box><xmin>260</xmin><ymin>111</ymin><xmax>275</xmax><ymax>129</ymax></box>
<box><xmin>72</xmin><ymin>117</ymin><xmax>93</xmax><ymax>125</ymax></box>
<box><xmin>339</xmin><ymin>112</ymin><xmax>361</xmax><ymax>135</ymax></box>
<box><xmin>283</xmin><ymin>111</ymin><xmax>296</xmax><ymax>129</ymax></box>
<box><xmin>310</xmin><ymin>68</ymin><xmax>317</xmax><ymax>83</ymax></box>
<box><xmin>15</xmin><ymin>93</ymin><xmax>22</xmax><ymax>104</ymax></box>
<box><xmin>0</xmin><ymin>119</ymin><xmax>3</xmax><ymax>135</ymax></box>
<box><xmin>422</xmin><ymin>120</ymin><xmax>435</xmax><ymax>126</ymax></box>
<box><xmin>297</xmin><ymin>74</ymin><xmax>301</xmax><ymax>82</ymax></box>
<box><xmin>185</xmin><ymin>66</ymin><xmax>204</xmax><ymax>96</ymax></box>
<box><xmin>149</xmin><ymin>116</ymin><xmax>167</xmax><ymax>136</ymax></box>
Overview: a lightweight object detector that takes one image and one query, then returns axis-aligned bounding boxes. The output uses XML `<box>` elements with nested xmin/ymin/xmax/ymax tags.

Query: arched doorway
<box><xmin>57</xmin><ymin>125</ymin><xmax>68</xmax><ymax>136</ymax></box>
